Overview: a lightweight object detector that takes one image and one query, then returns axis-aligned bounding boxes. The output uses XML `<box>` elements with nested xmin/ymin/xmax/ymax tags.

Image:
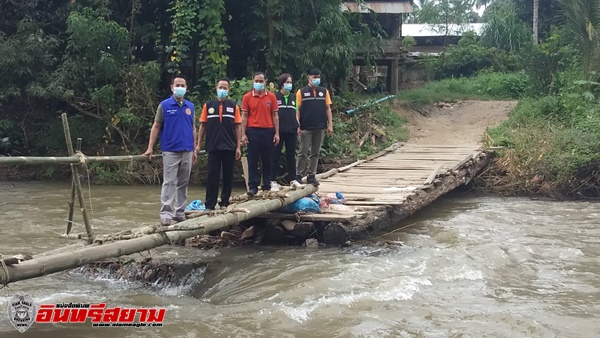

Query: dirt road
<box><xmin>396</xmin><ymin>100</ymin><xmax>517</xmax><ymax>145</ymax></box>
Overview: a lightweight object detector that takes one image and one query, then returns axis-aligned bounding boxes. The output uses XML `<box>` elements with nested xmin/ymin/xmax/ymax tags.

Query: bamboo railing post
<box><xmin>65</xmin><ymin>138</ymin><xmax>82</xmax><ymax>235</ymax></box>
<box><xmin>61</xmin><ymin>114</ymin><xmax>94</xmax><ymax>244</ymax></box>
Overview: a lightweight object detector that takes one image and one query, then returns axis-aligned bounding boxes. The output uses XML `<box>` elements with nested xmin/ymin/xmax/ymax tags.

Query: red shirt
<box><xmin>241</xmin><ymin>90</ymin><xmax>278</xmax><ymax>128</ymax></box>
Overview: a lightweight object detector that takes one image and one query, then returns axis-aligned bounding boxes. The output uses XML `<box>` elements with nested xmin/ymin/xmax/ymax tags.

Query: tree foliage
<box><xmin>480</xmin><ymin>0</ymin><xmax>531</xmax><ymax>51</ymax></box>
<box><xmin>558</xmin><ymin>0</ymin><xmax>600</xmax><ymax>84</ymax></box>
<box><xmin>0</xmin><ymin>0</ymin><xmax>382</xmax><ymax>155</ymax></box>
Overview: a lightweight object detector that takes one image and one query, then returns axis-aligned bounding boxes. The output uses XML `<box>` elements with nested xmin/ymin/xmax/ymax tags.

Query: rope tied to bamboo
<box><xmin>154</xmin><ymin>226</ymin><xmax>173</xmax><ymax>245</ymax></box>
<box><xmin>75</xmin><ymin>151</ymin><xmax>94</xmax><ymax>216</ymax></box>
<box><xmin>0</xmin><ymin>256</ymin><xmax>10</xmax><ymax>286</ymax></box>
<box><xmin>75</xmin><ymin>151</ymin><xmax>88</xmax><ymax>165</ymax></box>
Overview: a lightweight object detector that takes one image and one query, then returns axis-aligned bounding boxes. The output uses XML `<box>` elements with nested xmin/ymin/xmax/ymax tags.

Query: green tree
<box><xmin>480</xmin><ymin>0</ymin><xmax>531</xmax><ymax>51</ymax></box>
<box><xmin>558</xmin><ymin>0</ymin><xmax>600</xmax><ymax>85</ymax></box>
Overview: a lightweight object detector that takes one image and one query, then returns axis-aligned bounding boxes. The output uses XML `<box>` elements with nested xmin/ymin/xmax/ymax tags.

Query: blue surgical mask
<box><xmin>284</xmin><ymin>83</ymin><xmax>293</xmax><ymax>92</ymax></box>
<box><xmin>217</xmin><ymin>89</ymin><xmax>228</xmax><ymax>99</ymax></box>
<box><xmin>173</xmin><ymin>86</ymin><xmax>186</xmax><ymax>98</ymax></box>
<box><xmin>311</xmin><ymin>78</ymin><xmax>320</xmax><ymax>86</ymax></box>
<box><xmin>253</xmin><ymin>82</ymin><xmax>265</xmax><ymax>91</ymax></box>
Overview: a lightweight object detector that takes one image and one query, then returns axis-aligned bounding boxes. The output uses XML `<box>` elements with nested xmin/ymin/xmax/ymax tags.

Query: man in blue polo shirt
<box><xmin>143</xmin><ymin>75</ymin><xmax>197</xmax><ymax>226</ymax></box>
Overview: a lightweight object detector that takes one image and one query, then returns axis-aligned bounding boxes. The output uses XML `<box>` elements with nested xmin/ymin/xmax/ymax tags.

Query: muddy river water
<box><xmin>0</xmin><ymin>181</ymin><xmax>599</xmax><ymax>337</ymax></box>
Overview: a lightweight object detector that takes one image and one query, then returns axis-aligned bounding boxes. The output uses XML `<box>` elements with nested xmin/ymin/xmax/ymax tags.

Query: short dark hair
<box><xmin>216</xmin><ymin>77</ymin><xmax>230</xmax><ymax>85</ymax></box>
<box><xmin>171</xmin><ymin>74</ymin><xmax>187</xmax><ymax>84</ymax></box>
<box><xmin>307</xmin><ymin>67</ymin><xmax>321</xmax><ymax>76</ymax></box>
<box><xmin>253</xmin><ymin>71</ymin><xmax>266</xmax><ymax>80</ymax></box>
<box><xmin>278</xmin><ymin>73</ymin><xmax>292</xmax><ymax>89</ymax></box>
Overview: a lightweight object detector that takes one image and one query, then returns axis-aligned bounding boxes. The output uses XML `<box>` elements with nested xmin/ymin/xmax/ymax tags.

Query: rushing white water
<box><xmin>0</xmin><ymin>182</ymin><xmax>599</xmax><ymax>337</ymax></box>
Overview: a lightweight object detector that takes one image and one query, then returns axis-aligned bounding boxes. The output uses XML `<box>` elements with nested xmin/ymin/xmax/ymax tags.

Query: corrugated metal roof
<box><xmin>402</xmin><ymin>23</ymin><xmax>485</xmax><ymax>37</ymax></box>
<box><xmin>342</xmin><ymin>1</ymin><xmax>413</xmax><ymax>14</ymax></box>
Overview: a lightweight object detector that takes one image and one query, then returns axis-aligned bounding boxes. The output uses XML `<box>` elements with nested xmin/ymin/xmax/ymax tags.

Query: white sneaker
<box><xmin>290</xmin><ymin>180</ymin><xmax>305</xmax><ymax>188</ymax></box>
<box><xmin>271</xmin><ymin>181</ymin><xmax>281</xmax><ymax>192</ymax></box>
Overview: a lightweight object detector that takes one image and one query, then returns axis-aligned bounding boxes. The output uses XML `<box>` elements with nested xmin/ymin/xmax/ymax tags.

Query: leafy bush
<box><xmin>485</xmin><ymin>72</ymin><xmax>600</xmax><ymax>196</ymax></box>
<box><xmin>320</xmin><ymin>94</ymin><xmax>408</xmax><ymax>159</ymax></box>
<box><xmin>522</xmin><ymin>32</ymin><xmax>577</xmax><ymax>96</ymax></box>
<box><xmin>432</xmin><ymin>33</ymin><xmax>523</xmax><ymax>79</ymax></box>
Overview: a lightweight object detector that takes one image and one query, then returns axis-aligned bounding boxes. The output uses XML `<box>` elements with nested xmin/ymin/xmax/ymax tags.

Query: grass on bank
<box><xmin>483</xmin><ymin>94</ymin><xmax>600</xmax><ymax>198</ymax></box>
<box><xmin>398</xmin><ymin>71</ymin><xmax>528</xmax><ymax>107</ymax></box>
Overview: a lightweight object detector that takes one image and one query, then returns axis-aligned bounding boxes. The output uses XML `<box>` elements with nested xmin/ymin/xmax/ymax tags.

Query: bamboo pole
<box><xmin>0</xmin><ymin>154</ymin><xmax>165</xmax><ymax>166</ymax></box>
<box><xmin>62</xmin><ymin>114</ymin><xmax>94</xmax><ymax>244</ymax></box>
<box><xmin>0</xmin><ymin>185</ymin><xmax>318</xmax><ymax>285</ymax></box>
<box><xmin>66</xmin><ymin>138</ymin><xmax>82</xmax><ymax>235</ymax></box>
<box><xmin>241</xmin><ymin>157</ymin><xmax>249</xmax><ymax>191</ymax></box>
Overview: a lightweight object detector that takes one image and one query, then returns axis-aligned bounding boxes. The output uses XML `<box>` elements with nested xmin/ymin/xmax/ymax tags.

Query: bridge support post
<box><xmin>66</xmin><ymin>138</ymin><xmax>82</xmax><ymax>235</ymax></box>
<box><xmin>61</xmin><ymin>113</ymin><xmax>94</xmax><ymax>244</ymax></box>
<box><xmin>388</xmin><ymin>59</ymin><xmax>399</xmax><ymax>94</ymax></box>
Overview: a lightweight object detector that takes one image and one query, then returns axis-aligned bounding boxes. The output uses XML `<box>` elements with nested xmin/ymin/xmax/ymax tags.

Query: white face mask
<box><xmin>173</xmin><ymin>87</ymin><xmax>186</xmax><ymax>98</ymax></box>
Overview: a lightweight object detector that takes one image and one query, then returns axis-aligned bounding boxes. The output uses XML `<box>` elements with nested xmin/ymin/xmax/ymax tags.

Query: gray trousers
<box><xmin>160</xmin><ymin>151</ymin><xmax>193</xmax><ymax>220</ymax></box>
<box><xmin>296</xmin><ymin>129</ymin><xmax>325</xmax><ymax>177</ymax></box>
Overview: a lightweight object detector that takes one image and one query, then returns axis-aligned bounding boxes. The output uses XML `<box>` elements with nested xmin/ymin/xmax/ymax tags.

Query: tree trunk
<box><xmin>532</xmin><ymin>0</ymin><xmax>539</xmax><ymax>44</ymax></box>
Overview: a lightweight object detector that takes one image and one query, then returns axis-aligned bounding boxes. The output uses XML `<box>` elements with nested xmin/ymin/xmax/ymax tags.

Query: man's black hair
<box><xmin>171</xmin><ymin>74</ymin><xmax>187</xmax><ymax>84</ymax></box>
<box><xmin>307</xmin><ymin>67</ymin><xmax>321</xmax><ymax>76</ymax></box>
<box><xmin>253</xmin><ymin>71</ymin><xmax>266</xmax><ymax>79</ymax></box>
<box><xmin>216</xmin><ymin>77</ymin><xmax>230</xmax><ymax>85</ymax></box>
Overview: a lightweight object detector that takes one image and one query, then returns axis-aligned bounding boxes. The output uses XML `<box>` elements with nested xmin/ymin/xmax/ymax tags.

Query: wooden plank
<box><xmin>345</xmin><ymin>200</ymin><xmax>406</xmax><ymax>205</ymax></box>
<box><xmin>400</xmin><ymin>144</ymin><xmax>481</xmax><ymax>148</ymax></box>
<box><xmin>360</xmin><ymin>159</ymin><xmax>457</xmax><ymax>164</ymax></box>
<box><xmin>451</xmin><ymin>153</ymin><xmax>474</xmax><ymax>170</ymax></box>
<box><xmin>358</xmin><ymin>131</ymin><xmax>370</xmax><ymax>147</ymax></box>
<box><xmin>399</xmin><ymin>149</ymin><xmax>480</xmax><ymax>153</ymax></box>
<box><xmin>321</xmin><ymin>176</ymin><xmax>428</xmax><ymax>180</ymax></box>
<box><xmin>343</xmin><ymin>195</ymin><xmax>410</xmax><ymax>201</ymax></box>
<box><xmin>319</xmin><ymin>183</ymin><xmax>421</xmax><ymax>189</ymax></box>
<box><xmin>257</xmin><ymin>212</ymin><xmax>360</xmax><ymax>222</ymax></box>
<box><xmin>424</xmin><ymin>165</ymin><xmax>443</xmax><ymax>185</ymax></box>
<box><xmin>358</xmin><ymin>155</ymin><xmax>468</xmax><ymax>161</ymax></box>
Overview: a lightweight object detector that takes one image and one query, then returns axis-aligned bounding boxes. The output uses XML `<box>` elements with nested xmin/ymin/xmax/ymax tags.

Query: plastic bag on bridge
<box><xmin>280</xmin><ymin>197</ymin><xmax>321</xmax><ymax>214</ymax></box>
<box><xmin>316</xmin><ymin>192</ymin><xmax>347</xmax><ymax>209</ymax></box>
<box><xmin>185</xmin><ymin>200</ymin><xmax>206</xmax><ymax>211</ymax></box>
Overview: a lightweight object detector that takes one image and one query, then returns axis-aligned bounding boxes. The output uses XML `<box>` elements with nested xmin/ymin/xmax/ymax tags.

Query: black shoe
<box><xmin>218</xmin><ymin>201</ymin><xmax>229</xmax><ymax>208</ymax></box>
<box><xmin>247</xmin><ymin>188</ymin><xmax>258</xmax><ymax>197</ymax></box>
<box><xmin>307</xmin><ymin>174</ymin><xmax>319</xmax><ymax>186</ymax></box>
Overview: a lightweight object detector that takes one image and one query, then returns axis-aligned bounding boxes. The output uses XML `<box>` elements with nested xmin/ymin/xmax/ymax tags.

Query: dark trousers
<box><xmin>272</xmin><ymin>131</ymin><xmax>297</xmax><ymax>182</ymax></box>
<box><xmin>205</xmin><ymin>150</ymin><xmax>235</xmax><ymax>210</ymax></box>
<box><xmin>246</xmin><ymin>127</ymin><xmax>274</xmax><ymax>191</ymax></box>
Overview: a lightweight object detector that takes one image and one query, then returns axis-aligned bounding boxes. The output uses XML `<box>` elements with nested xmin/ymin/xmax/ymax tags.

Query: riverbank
<box><xmin>394</xmin><ymin>71</ymin><xmax>600</xmax><ymax>200</ymax></box>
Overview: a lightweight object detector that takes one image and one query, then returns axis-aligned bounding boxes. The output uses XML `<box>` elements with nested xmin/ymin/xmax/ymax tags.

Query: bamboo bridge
<box><xmin>0</xmin><ymin>114</ymin><xmax>492</xmax><ymax>286</ymax></box>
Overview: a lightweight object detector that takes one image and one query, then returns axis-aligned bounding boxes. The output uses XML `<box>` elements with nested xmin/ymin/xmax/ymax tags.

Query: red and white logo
<box><xmin>9</xmin><ymin>294</ymin><xmax>166</xmax><ymax>332</ymax></box>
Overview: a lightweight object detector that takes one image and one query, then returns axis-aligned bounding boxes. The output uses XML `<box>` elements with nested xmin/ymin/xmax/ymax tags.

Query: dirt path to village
<box><xmin>396</xmin><ymin>100</ymin><xmax>517</xmax><ymax>145</ymax></box>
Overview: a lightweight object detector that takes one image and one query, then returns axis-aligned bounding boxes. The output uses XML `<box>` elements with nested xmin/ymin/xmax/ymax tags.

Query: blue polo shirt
<box><xmin>159</xmin><ymin>96</ymin><xmax>195</xmax><ymax>152</ymax></box>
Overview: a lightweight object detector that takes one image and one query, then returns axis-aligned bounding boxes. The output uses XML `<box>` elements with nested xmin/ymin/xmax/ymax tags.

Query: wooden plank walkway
<box><xmin>260</xmin><ymin>142</ymin><xmax>492</xmax><ymax>238</ymax></box>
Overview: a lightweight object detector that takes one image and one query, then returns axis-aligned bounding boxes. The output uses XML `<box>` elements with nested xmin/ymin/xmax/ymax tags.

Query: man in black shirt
<box><xmin>197</xmin><ymin>77</ymin><xmax>242</xmax><ymax>210</ymax></box>
<box><xmin>295</xmin><ymin>67</ymin><xmax>333</xmax><ymax>186</ymax></box>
